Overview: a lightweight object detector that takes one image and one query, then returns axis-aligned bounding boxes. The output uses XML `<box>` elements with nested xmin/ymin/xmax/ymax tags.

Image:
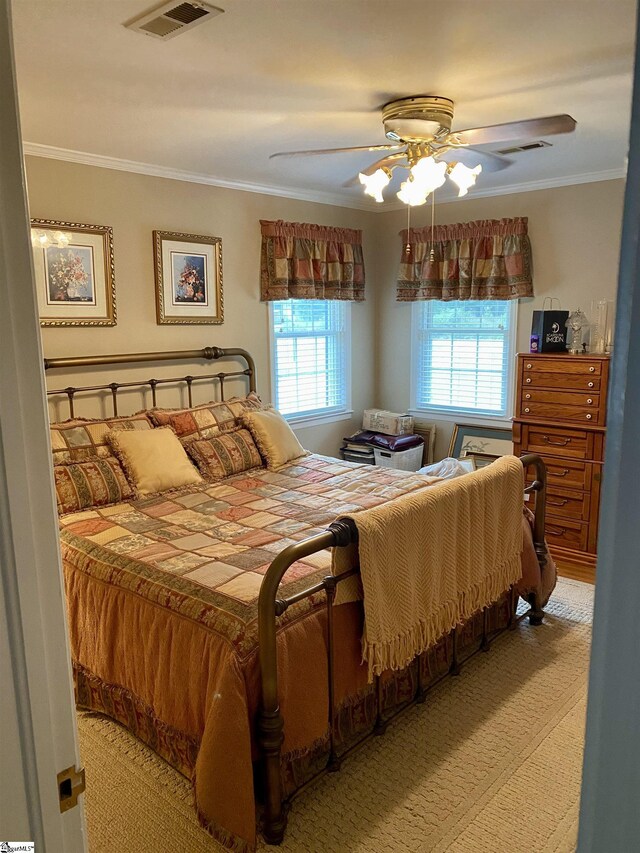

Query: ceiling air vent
<box><xmin>125</xmin><ymin>1</ymin><xmax>224</xmax><ymax>40</ymax></box>
<box><xmin>496</xmin><ymin>140</ymin><xmax>552</xmax><ymax>156</ymax></box>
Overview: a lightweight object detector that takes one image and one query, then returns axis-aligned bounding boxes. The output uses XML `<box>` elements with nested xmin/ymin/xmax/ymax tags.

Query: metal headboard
<box><xmin>44</xmin><ymin>346</ymin><xmax>256</xmax><ymax>420</ymax></box>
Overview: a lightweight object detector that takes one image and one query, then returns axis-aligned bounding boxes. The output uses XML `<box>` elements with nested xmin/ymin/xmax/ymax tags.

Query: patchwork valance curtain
<box><xmin>397</xmin><ymin>217</ymin><xmax>533</xmax><ymax>301</ymax></box>
<box><xmin>260</xmin><ymin>219</ymin><xmax>365</xmax><ymax>301</ymax></box>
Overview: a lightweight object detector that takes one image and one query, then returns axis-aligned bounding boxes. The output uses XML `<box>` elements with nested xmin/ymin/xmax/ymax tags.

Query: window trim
<box><xmin>268</xmin><ymin>300</ymin><xmax>352</xmax><ymax>427</ymax></box>
<box><xmin>410</xmin><ymin>299</ymin><xmax>518</xmax><ymax>425</ymax></box>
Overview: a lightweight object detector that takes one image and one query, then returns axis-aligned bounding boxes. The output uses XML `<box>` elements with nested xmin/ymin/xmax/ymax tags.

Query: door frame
<box><xmin>578</xmin><ymin>2</ymin><xmax>640</xmax><ymax>849</ymax></box>
<box><xmin>0</xmin><ymin>1</ymin><xmax>87</xmax><ymax>849</ymax></box>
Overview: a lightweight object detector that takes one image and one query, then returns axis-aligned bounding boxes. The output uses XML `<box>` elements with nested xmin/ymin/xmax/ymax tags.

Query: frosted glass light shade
<box><xmin>410</xmin><ymin>157</ymin><xmax>447</xmax><ymax>193</ymax></box>
<box><xmin>397</xmin><ymin>178</ymin><xmax>429</xmax><ymax>206</ymax></box>
<box><xmin>448</xmin><ymin>162</ymin><xmax>482</xmax><ymax>197</ymax></box>
<box><xmin>359</xmin><ymin>168</ymin><xmax>391</xmax><ymax>203</ymax></box>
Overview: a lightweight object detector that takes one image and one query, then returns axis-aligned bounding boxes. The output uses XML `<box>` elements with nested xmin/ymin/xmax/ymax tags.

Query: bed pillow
<box><xmin>54</xmin><ymin>457</ymin><xmax>134</xmax><ymax>515</ymax></box>
<box><xmin>50</xmin><ymin>413</ymin><xmax>153</xmax><ymax>464</ymax></box>
<box><xmin>149</xmin><ymin>392</ymin><xmax>263</xmax><ymax>440</ymax></box>
<box><xmin>106</xmin><ymin>426</ymin><xmax>203</xmax><ymax>497</ymax></box>
<box><xmin>241</xmin><ymin>409</ymin><xmax>306</xmax><ymax>469</ymax></box>
<box><xmin>185</xmin><ymin>428</ymin><xmax>263</xmax><ymax>480</ymax></box>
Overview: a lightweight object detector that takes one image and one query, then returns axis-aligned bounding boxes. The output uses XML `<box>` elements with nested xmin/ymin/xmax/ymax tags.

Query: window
<box><xmin>411</xmin><ymin>300</ymin><xmax>517</xmax><ymax>420</ymax></box>
<box><xmin>269</xmin><ymin>299</ymin><xmax>351</xmax><ymax>424</ymax></box>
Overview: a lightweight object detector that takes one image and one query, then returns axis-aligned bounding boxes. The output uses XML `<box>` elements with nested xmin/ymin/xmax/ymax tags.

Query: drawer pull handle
<box><xmin>526</xmin><ymin>377</ymin><xmax>532</xmax><ymax>384</ymax></box>
<box><xmin>587</xmin><ymin>398</ymin><xmax>593</xmax><ymax>404</ymax></box>
<box><xmin>547</xmin><ymin>524</ymin><xmax>567</xmax><ymax>536</ymax></box>
<box><xmin>526</xmin><ymin>363</ymin><xmax>532</xmax><ymax>369</ymax></box>
<box><xmin>550</xmin><ymin>468</ymin><xmax>570</xmax><ymax>477</ymax></box>
<box><xmin>588</xmin><ymin>381</ymin><xmax>594</xmax><ymax>388</ymax></box>
<box><xmin>543</xmin><ymin>436</ymin><xmax>571</xmax><ymax>446</ymax></box>
<box><xmin>525</xmin><ymin>393</ymin><xmax>531</xmax><ymax>399</ymax></box>
<box><xmin>586</xmin><ymin>414</ymin><xmax>592</xmax><ymax>420</ymax></box>
<box><xmin>589</xmin><ymin>366</ymin><xmax>595</xmax><ymax>372</ymax></box>
<box><xmin>548</xmin><ymin>498</ymin><xmax>568</xmax><ymax>507</ymax></box>
<box><xmin>524</xmin><ymin>407</ymin><xmax>530</xmax><ymax>413</ymax></box>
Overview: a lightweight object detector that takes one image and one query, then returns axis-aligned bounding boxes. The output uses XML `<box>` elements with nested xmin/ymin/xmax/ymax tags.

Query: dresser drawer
<box><xmin>522</xmin><ymin>371</ymin><xmax>601</xmax><ymax>392</ymax></box>
<box><xmin>545</xmin><ymin>487</ymin><xmax>591</xmax><ymax>522</ymax></box>
<box><xmin>519</xmin><ymin>425</ymin><xmax>591</xmax><ymax>460</ymax></box>
<box><xmin>545</xmin><ymin>518</ymin><xmax>589</xmax><ymax>551</ymax></box>
<box><xmin>521</xmin><ymin>389</ymin><xmax>600</xmax><ymax>408</ymax></box>
<box><xmin>521</xmin><ymin>356</ymin><xmax>602</xmax><ymax>376</ymax></box>
<box><xmin>519</xmin><ymin>401</ymin><xmax>604</xmax><ymax>426</ymax></box>
<box><xmin>544</xmin><ymin>458</ymin><xmax>591</xmax><ymax>491</ymax></box>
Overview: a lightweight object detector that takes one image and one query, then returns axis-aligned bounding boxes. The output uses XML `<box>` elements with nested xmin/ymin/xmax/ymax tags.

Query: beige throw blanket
<box><xmin>332</xmin><ymin>455</ymin><xmax>525</xmax><ymax>681</ymax></box>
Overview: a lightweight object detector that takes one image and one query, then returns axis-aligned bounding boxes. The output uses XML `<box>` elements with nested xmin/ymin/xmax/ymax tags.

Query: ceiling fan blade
<box><xmin>269</xmin><ymin>144</ymin><xmax>403</xmax><ymax>160</ymax></box>
<box><xmin>437</xmin><ymin>147</ymin><xmax>513</xmax><ymax>173</ymax></box>
<box><xmin>450</xmin><ymin>114</ymin><xmax>577</xmax><ymax>147</ymax></box>
<box><xmin>343</xmin><ymin>152</ymin><xmax>407</xmax><ymax>187</ymax></box>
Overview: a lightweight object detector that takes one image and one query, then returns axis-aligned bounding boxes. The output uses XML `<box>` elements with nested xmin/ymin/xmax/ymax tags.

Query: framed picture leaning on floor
<box><xmin>448</xmin><ymin>423</ymin><xmax>513</xmax><ymax>462</ymax></box>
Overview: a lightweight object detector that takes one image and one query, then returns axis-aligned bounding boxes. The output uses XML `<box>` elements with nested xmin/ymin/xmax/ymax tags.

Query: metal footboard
<box><xmin>257</xmin><ymin>453</ymin><xmax>548</xmax><ymax>844</ymax></box>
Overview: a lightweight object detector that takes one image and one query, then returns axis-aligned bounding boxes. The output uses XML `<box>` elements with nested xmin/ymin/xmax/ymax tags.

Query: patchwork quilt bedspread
<box><xmin>60</xmin><ymin>453</ymin><xmax>552</xmax><ymax>851</ymax></box>
<box><xmin>61</xmin><ymin>455</ymin><xmax>442</xmax><ymax>850</ymax></box>
<box><xmin>60</xmin><ymin>455</ymin><xmax>437</xmax><ymax>650</ymax></box>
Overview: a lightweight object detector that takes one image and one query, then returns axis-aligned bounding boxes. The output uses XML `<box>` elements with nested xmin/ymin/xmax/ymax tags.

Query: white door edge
<box><xmin>0</xmin><ymin>2</ymin><xmax>87</xmax><ymax>850</ymax></box>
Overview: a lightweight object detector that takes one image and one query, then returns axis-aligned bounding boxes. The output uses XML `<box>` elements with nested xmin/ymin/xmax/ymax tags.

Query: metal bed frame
<box><xmin>45</xmin><ymin>347</ymin><xmax>548</xmax><ymax>846</ymax></box>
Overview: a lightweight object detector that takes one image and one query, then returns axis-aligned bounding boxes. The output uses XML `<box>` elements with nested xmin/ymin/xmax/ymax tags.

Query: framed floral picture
<box><xmin>31</xmin><ymin>219</ymin><xmax>116</xmax><ymax>326</ymax></box>
<box><xmin>153</xmin><ymin>230</ymin><xmax>223</xmax><ymax>325</ymax></box>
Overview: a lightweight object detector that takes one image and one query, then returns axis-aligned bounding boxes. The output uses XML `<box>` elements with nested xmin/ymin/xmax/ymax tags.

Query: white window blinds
<box><xmin>270</xmin><ymin>300</ymin><xmax>350</xmax><ymax>420</ymax></box>
<box><xmin>412</xmin><ymin>300</ymin><xmax>516</xmax><ymax>418</ymax></box>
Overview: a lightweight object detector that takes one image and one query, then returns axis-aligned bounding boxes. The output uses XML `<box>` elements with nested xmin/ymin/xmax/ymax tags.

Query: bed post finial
<box><xmin>328</xmin><ymin>518</ymin><xmax>358</xmax><ymax>547</ymax></box>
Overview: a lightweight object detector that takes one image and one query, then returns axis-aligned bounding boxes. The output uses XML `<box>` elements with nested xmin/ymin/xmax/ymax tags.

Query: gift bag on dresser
<box><xmin>530</xmin><ymin>297</ymin><xmax>569</xmax><ymax>352</ymax></box>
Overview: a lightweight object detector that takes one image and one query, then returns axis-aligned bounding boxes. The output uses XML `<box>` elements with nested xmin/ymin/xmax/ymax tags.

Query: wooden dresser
<box><xmin>513</xmin><ymin>353</ymin><xmax>610</xmax><ymax>582</ymax></box>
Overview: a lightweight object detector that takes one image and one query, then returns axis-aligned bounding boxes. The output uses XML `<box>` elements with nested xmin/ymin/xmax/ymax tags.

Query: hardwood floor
<box><xmin>554</xmin><ymin>554</ymin><xmax>596</xmax><ymax>584</ymax></box>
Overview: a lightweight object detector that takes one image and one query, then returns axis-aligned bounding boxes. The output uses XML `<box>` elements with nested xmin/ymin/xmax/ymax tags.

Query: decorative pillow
<box><xmin>186</xmin><ymin>428</ymin><xmax>263</xmax><ymax>480</ymax></box>
<box><xmin>54</xmin><ymin>457</ymin><xmax>134</xmax><ymax>515</ymax></box>
<box><xmin>241</xmin><ymin>409</ymin><xmax>306</xmax><ymax>469</ymax></box>
<box><xmin>50</xmin><ymin>413</ymin><xmax>153</xmax><ymax>464</ymax></box>
<box><xmin>149</xmin><ymin>391</ymin><xmax>262</xmax><ymax>441</ymax></box>
<box><xmin>106</xmin><ymin>426</ymin><xmax>203</xmax><ymax>497</ymax></box>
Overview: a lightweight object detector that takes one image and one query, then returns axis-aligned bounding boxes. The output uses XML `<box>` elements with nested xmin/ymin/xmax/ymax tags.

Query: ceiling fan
<box><xmin>270</xmin><ymin>96</ymin><xmax>577</xmax><ymax>205</ymax></box>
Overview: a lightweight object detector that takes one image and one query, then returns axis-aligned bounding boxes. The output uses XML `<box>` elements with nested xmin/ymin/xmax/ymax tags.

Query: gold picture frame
<box><xmin>31</xmin><ymin>219</ymin><xmax>116</xmax><ymax>327</ymax></box>
<box><xmin>153</xmin><ymin>230</ymin><xmax>223</xmax><ymax>325</ymax></box>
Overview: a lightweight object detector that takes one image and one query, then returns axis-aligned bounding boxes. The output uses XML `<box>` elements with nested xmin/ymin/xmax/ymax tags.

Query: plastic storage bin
<box><xmin>373</xmin><ymin>444</ymin><xmax>424</xmax><ymax>472</ymax></box>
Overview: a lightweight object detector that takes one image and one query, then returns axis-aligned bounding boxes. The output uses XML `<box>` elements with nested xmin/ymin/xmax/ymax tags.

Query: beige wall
<box><xmin>26</xmin><ymin>156</ymin><xmax>377</xmax><ymax>456</ymax></box>
<box><xmin>26</xmin><ymin>157</ymin><xmax>625</xmax><ymax>463</ymax></box>
<box><xmin>374</xmin><ymin>179</ymin><xmax>625</xmax><ymax>459</ymax></box>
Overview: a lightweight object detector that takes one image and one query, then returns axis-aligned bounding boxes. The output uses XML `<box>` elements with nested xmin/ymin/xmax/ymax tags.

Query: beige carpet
<box><xmin>78</xmin><ymin>578</ymin><xmax>593</xmax><ymax>853</ymax></box>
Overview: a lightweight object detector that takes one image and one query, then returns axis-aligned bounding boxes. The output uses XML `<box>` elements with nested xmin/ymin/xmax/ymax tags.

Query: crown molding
<box><xmin>381</xmin><ymin>167</ymin><xmax>627</xmax><ymax>211</ymax></box>
<box><xmin>22</xmin><ymin>142</ymin><xmax>625</xmax><ymax>214</ymax></box>
<box><xmin>21</xmin><ymin>142</ymin><xmax>379</xmax><ymax>212</ymax></box>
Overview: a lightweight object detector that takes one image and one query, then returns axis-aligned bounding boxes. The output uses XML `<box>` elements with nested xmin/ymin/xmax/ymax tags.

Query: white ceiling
<box><xmin>11</xmin><ymin>0</ymin><xmax>637</xmax><ymax>208</ymax></box>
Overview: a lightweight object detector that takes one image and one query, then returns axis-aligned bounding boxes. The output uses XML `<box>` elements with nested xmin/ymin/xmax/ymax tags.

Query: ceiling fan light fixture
<box><xmin>270</xmin><ymin>95</ymin><xmax>576</xmax><ymax>208</ymax></box>
<box><xmin>447</xmin><ymin>162</ymin><xmax>482</xmax><ymax>197</ymax></box>
<box><xmin>359</xmin><ymin>167</ymin><xmax>391</xmax><ymax>203</ymax></box>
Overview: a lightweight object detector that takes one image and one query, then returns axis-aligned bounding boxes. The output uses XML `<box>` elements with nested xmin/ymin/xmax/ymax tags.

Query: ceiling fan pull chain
<box><xmin>405</xmin><ymin>205</ymin><xmax>411</xmax><ymax>255</ymax></box>
<box><xmin>429</xmin><ymin>191</ymin><xmax>436</xmax><ymax>262</ymax></box>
